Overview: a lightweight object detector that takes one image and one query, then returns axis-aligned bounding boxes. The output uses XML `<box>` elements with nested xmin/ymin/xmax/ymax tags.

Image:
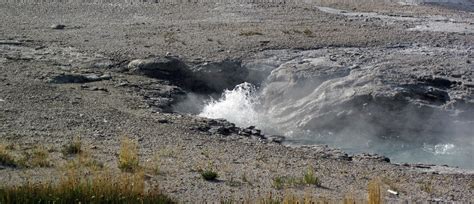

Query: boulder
<box><xmin>187</xmin><ymin>60</ymin><xmax>248</xmax><ymax>93</ymax></box>
<box><xmin>128</xmin><ymin>57</ymin><xmax>249</xmax><ymax>93</ymax></box>
<box><xmin>127</xmin><ymin>57</ymin><xmax>188</xmax><ymax>80</ymax></box>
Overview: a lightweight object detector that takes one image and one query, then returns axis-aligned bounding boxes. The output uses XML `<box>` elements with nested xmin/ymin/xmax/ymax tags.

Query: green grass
<box><xmin>272</xmin><ymin>167</ymin><xmax>321</xmax><ymax>189</ymax></box>
<box><xmin>303</xmin><ymin>167</ymin><xmax>320</xmax><ymax>186</ymax></box>
<box><xmin>273</xmin><ymin>177</ymin><xmax>285</xmax><ymax>189</ymax></box>
<box><xmin>201</xmin><ymin>170</ymin><xmax>219</xmax><ymax>181</ymax></box>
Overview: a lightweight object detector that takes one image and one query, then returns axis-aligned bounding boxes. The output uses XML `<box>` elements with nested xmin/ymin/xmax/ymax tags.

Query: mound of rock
<box><xmin>258</xmin><ymin>47</ymin><xmax>474</xmax><ymax>144</ymax></box>
<box><xmin>127</xmin><ymin>57</ymin><xmax>248</xmax><ymax>93</ymax></box>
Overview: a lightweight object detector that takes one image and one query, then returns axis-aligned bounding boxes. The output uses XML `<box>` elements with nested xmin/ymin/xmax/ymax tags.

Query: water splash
<box><xmin>199</xmin><ymin>82</ymin><xmax>266</xmax><ymax>129</ymax></box>
<box><xmin>197</xmin><ymin>83</ymin><xmax>472</xmax><ymax>169</ymax></box>
<box><xmin>423</xmin><ymin>143</ymin><xmax>456</xmax><ymax>155</ymax></box>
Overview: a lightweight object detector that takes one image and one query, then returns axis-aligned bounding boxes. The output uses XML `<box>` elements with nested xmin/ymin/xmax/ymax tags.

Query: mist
<box><xmin>174</xmin><ymin>48</ymin><xmax>474</xmax><ymax>169</ymax></box>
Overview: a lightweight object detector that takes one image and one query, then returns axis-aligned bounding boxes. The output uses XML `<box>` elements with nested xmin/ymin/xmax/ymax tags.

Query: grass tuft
<box><xmin>118</xmin><ymin>137</ymin><xmax>140</xmax><ymax>172</ymax></box>
<box><xmin>273</xmin><ymin>177</ymin><xmax>284</xmax><ymax>189</ymax></box>
<box><xmin>272</xmin><ymin>167</ymin><xmax>321</xmax><ymax>189</ymax></box>
<box><xmin>0</xmin><ymin>144</ymin><xmax>17</xmax><ymax>167</ymax></box>
<box><xmin>302</xmin><ymin>28</ymin><xmax>313</xmax><ymax>37</ymax></box>
<box><xmin>0</xmin><ymin>170</ymin><xmax>174</xmax><ymax>203</ymax></box>
<box><xmin>62</xmin><ymin>138</ymin><xmax>82</xmax><ymax>156</ymax></box>
<box><xmin>368</xmin><ymin>179</ymin><xmax>382</xmax><ymax>204</ymax></box>
<box><xmin>20</xmin><ymin>146</ymin><xmax>51</xmax><ymax>168</ymax></box>
<box><xmin>303</xmin><ymin>167</ymin><xmax>320</xmax><ymax>186</ymax></box>
<box><xmin>201</xmin><ymin>170</ymin><xmax>218</xmax><ymax>181</ymax></box>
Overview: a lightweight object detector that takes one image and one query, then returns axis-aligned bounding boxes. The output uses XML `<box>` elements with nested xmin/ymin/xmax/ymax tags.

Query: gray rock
<box><xmin>257</xmin><ymin>48</ymin><xmax>474</xmax><ymax>144</ymax></box>
<box><xmin>187</xmin><ymin>59</ymin><xmax>248</xmax><ymax>92</ymax></box>
<box><xmin>353</xmin><ymin>153</ymin><xmax>390</xmax><ymax>163</ymax></box>
<box><xmin>127</xmin><ymin>57</ymin><xmax>249</xmax><ymax>93</ymax></box>
<box><xmin>91</xmin><ymin>60</ymin><xmax>115</xmax><ymax>69</ymax></box>
<box><xmin>127</xmin><ymin>57</ymin><xmax>188</xmax><ymax>79</ymax></box>
<box><xmin>49</xmin><ymin>73</ymin><xmax>111</xmax><ymax>84</ymax></box>
<box><xmin>51</xmin><ymin>24</ymin><xmax>66</xmax><ymax>30</ymax></box>
<box><xmin>264</xmin><ymin>135</ymin><xmax>285</xmax><ymax>144</ymax></box>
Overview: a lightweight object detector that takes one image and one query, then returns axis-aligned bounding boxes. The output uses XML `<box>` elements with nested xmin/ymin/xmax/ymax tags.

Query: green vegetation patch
<box><xmin>0</xmin><ymin>171</ymin><xmax>174</xmax><ymax>204</ymax></box>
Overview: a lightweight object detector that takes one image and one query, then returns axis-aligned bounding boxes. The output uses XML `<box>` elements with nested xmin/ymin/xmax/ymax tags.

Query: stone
<box><xmin>264</xmin><ymin>135</ymin><xmax>285</xmax><ymax>144</ymax></box>
<box><xmin>49</xmin><ymin>73</ymin><xmax>111</xmax><ymax>84</ymax></box>
<box><xmin>91</xmin><ymin>60</ymin><xmax>115</xmax><ymax>69</ymax></box>
<box><xmin>250</xmin><ymin>129</ymin><xmax>261</xmax><ymax>136</ymax></box>
<box><xmin>127</xmin><ymin>57</ymin><xmax>249</xmax><ymax>93</ymax></box>
<box><xmin>127</xmin><ymin>57</ymin><xmax>188</xmax><ymax>79</ymax></box>
<box><xmin>187</xmin><ymin>59</ymin><xmax>248</xmax><ymax>92</ymax></box>
<box><xmin>353</xmin><ymin>153</ymin><xmax>390</xmax><ymax>163</ymax></box>
<box><xmin>157</xmin><ymin>119</ymin><xmax>169</xmax><ymax>123</ymax></box>
<box><xmin>51</xmin><ymin>24</ymin><xmax>66</xmax><ymax>30</ymax></box>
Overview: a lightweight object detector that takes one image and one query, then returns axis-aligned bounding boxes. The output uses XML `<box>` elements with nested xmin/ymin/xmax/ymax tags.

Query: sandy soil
<box><xmin>0</xmin><ymin>1</ymin><xmax>473</xmax><ymax>202</ymax></box>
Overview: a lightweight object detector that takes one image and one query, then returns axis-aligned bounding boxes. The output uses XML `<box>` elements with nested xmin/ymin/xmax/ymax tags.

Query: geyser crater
<box><xmin>172</xmin><ymin>47</ymin><xmax>474</xmax><ymax>169</ymax></box>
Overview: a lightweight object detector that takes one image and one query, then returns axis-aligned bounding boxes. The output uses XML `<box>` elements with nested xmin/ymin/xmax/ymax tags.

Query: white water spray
<box><xmin>199</xmin><ymin>82</ymin><xmax>267</xmax><ymax>129</ymax></box>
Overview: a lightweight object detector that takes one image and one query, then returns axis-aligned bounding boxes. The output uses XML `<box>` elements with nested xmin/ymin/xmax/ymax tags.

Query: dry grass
<box><xmin>61</xmin><ymin>138</ymin><xmax>82</xmax><ymax>156</ymax></box>
<box><xmin>419</xmin><ymin>181</ymin><xmax>432</xmax><ymax>193</ymax></box>
<box><xmin>0</xmin><ymin>144</ymin><xmax>17</xmax><ymax>167</ymax></box>
<box><xmin>0</xmin><ymin>139</ymin><xmax>174</xmax><ymax>203</ymax></box>
<box><xmin>147</xmin><ymin>154</ymin><xmax>162</xmax><ymax>175</ymax></box>
<box><xmin>368</xmin><ymin>179</ymin><xmax>382</xmax><ymax>204</ymax></box>
<box><xmin>118</xmin><ymin>137</ymin><xmax>140</xmax><ymax>172</ymax></box>
<box><xmin>302</xmin><ymin>28</ymin><xmax>314</xmax><ymax>37</ymax></box>
<box><xmin>16</xmin><ymin>145</ymin><xmax>52</xmax><ymax>168</ymax></box>
<box><xmin>0</xmin><ymin>165</ymin><xmax>174</xmax><ymax>203</ymax></box>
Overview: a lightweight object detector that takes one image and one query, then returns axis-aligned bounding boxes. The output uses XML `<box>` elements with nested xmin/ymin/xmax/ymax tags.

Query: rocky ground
<box><xmin>0</xmin><ymin>0</ymin><xmax>473</xmax><ymax>202</ymax></box>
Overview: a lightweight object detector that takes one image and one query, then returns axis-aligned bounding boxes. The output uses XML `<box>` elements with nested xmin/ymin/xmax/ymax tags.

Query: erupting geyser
<box><xmin>180</xmin><ymin>47</ymin><xmax>474</xmax><ymax>169</ymax></box>
<box><xmin>199</xmin><ymin>83</ymin><xmax>265</xmax><ymax>129</ymax></box>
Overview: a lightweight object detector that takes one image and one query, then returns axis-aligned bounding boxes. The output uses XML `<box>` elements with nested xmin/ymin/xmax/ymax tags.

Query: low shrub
<box><xmin>201</xmin><ymin>170</ymin><xmax>219</xmax><ymax>181</ymax></box>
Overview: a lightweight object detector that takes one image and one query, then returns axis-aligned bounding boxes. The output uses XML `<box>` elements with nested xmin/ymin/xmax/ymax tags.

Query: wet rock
<box><xmin>49</xmin><ymin>73</ymin><xmax>111</xmax><ymax>84</ymax></box>
<box><xmin>193</xmin><ymin>118</ymin><xmax>267</xmax><ymax>139</ymax></box>
<box><xmin>209</xmin><ymin>126</ymin><xmax>230</xmax><ymax>135</ymax></box>
<box><xmin>258</xmin><ymin>48</ymin><xmax>474</xmax><ymax>143</ymax></box>
<box><xmin>264</xmin><ymin>135</ymin><xmax>285</xmax><ymax>144</ymax></box>
<box><xmin>251</xmin><ymin>129</ymin><xmax>261</xmax><ymax>136</ymax></box>
<box><xmin>353</xmin><ymin>153</ymin><xmax>390</xmax><ymax>163</ymax></box>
